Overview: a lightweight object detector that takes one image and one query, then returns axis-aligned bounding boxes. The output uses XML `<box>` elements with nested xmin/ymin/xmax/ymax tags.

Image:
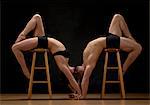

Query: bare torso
<box><xmin>83</xmin><ymin>37</ymin><xmax>106</xmax><ymax>65</ymax></box>
<box><xmin>84</xmin><ymin>37</ymin><xmax>106</xmax><ymax>54</ymax></box>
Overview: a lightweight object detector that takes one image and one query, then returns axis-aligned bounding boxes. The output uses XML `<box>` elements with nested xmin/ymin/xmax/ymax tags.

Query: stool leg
<box><xmin>44</xmin><ymin>51</ymin><xmax>52</xmax><ymax>98</ymax></box>
<box><xmin>101</xmin><ymin>52</ymin><xmax>108</xmax><ymax>98</ymax></box>
<box><xmin>28</xmin><ymin>52</ymin><xmax>36</xmax><ymax>99</ymax></box>
<box><xmin>117</xmin><ymin>52</ymin><xmax>125</xmax><ymax>99</ymax></box>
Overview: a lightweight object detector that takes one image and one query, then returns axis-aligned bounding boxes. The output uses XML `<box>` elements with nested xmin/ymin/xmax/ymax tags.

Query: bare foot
<box><xmin>68</xmin><ymin>93</ymin><xmax>82</xmax><ymax>100</ymax></box>
<box><xmin>74</xmin><ymin>94</ymin><xmax>82</xmax><ymax>100</ymax></box>
<box><xmin>79</xmin><ymin>95</ymin><xmax>85</xmax><ymax>99</ymax></box>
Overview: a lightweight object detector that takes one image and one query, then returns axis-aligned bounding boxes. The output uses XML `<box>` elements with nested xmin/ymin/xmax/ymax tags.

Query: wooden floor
<box><xmin>1</xmin><ymin>93</ymin><xmax>149</xmax><ymax>105</ymax></box>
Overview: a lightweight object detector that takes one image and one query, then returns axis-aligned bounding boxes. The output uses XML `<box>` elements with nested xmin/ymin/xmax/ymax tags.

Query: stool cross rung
<box><xmin>35</xmin><ymin>67</ymin><xmax>46</xmax><ymax>70</ymax></box>
<box><xmin>107</xmin><ymin>67</ymin><xmax>119</xmax><ymax>69</ymax></box>
<box><xmin>106</xmin><ymin>81</ymin><xmax>120</xmax><ymax>83</ymax></box>
<box><xmin>32</xmin><ymin>81</ymin><xmax>48</xmax><ymax>83</ymax></box>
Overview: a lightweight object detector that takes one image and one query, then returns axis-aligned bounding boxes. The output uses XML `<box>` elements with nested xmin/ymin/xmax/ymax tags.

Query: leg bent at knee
<box><xmin>113</xmin><ymin>14</ymin><xmax>124</xmax><ymax>20</ymax></box>
<box><xmin>12</xmin><ymin>44</ymin><xmax>19</xmax><ymax>53</ymax></box>
<box><xmin>33</xmin><ymin>14</ymin><xmax>42</xmax><ymax>20</ymax></box>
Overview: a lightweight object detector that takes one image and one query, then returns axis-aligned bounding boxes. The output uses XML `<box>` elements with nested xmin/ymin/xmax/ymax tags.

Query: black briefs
<box><xmin>53</xmin><ymin>50</ymin><xmax>70</xmax><ymax>58</ymax></box>
<box><xmin>37</xmin><ymin>36</ymin><xmax>48</xmax><ymax>49</ymax></box>
<box><xmin>106</xmin><ymin>33</ymin><xmax>120</xmax><ymax>48</ymax></box>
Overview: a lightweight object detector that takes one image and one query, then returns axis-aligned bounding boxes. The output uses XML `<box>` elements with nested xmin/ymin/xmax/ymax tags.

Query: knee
<box><xmin>11</xmin><ymin>43</ymin><xmax>21</xmax><ymax>53</ymax></box>
<box><xmin>113</xmin><ymin>14</ymin><xmax>123</xmax><ymax>20</ymax></box>
<box><xmin>135</xmin><ymin>43</ymin><xmax>142</xmax><ymax>54</ymax></box>
<box><xmin>132</xmin><ymin>43</ymin><xmax>142</xmax><ymax>55</ymax></box>
<box><xmin>11</xmin><ymin>44</ymin><xmax>18</xmax><ymax>53</ymax></box>
<box><xmin>33</xmin><ymin>14</ymin><xmax>42</xmax><ymax>20</ymax></box>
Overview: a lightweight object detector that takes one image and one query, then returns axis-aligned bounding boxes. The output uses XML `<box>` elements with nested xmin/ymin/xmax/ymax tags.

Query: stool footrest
<box><xmin>106</xmin><ymin>81</ymin><xmax>120</xmax><ymax>83</ymax></box>
<box><xmin>33</xmin><ymin>81</ymin><xmax>48</xmax><ymax>83</ymax></box>
<box><xmin>35</xmin><ymin>67</ymin><xmax>46</xmax><ymax>70</ymax></box>
<box><xmin>107</xmin><ymin>67</ymin><xmax>119</xmax><ymax>69</ymax></box>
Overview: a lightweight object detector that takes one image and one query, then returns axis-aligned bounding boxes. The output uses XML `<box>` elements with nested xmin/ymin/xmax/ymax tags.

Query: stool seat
<box><xmin>28</xmin><ymin>48</ymin><xmax>52</xmax><ymax>99</ymax></box>
<box><xmin>101</xmin><ymin>48</ymin><xmax>125</xmax><ymax>99</ymax></box>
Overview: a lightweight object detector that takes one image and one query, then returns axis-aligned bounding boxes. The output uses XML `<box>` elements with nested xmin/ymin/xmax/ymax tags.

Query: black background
<box><xmin>1</xmin><ymin>0</ymin><xmax>149</xmax><ymax>93</ymax></box>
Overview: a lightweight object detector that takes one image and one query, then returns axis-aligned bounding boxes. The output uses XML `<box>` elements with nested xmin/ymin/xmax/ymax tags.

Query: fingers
<box><xmin>15</xmin><ymin>35</ymin><xmax>26</xmax><ymax>43</ymax></box>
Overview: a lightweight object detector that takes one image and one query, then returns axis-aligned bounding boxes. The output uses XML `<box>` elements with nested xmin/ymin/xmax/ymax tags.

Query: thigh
<box><xmin>109</xmin><ymin>24</ymin><xmax>122</xmax><ymax>37</ymax></box>
<box><xmin>120</xmin><ymin>37</ymin><xmax>139</xmax><ymax>52</ymax></box>
<box><xmin>13</xmin><ymin>37</ymin><xmax>38</xmax><ymax>51</ymax></box>
<box><xmin>109</xmin><ymin>16</ymin><xmax>122</xmax><ymax>36</ymax></box>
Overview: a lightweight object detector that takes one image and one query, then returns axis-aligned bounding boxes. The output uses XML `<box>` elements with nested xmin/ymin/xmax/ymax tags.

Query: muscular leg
<box><xmin>120</xmin><ymin>38</ymin><xmax>142</xmax><ymax>73</ymax></box>
<box><xmin>109</xmin><ymin>14</ymin><xmax>142</xmax><ymax>73</ymax></box>
<box><xmin>12</xmin><ymin>38</ymin><xmax>38</xmax><ymax>79</ymax></box>
<box><xmin>32</xmin><ymin>14</ymin><xmax>45</xmax><ymax>36</ymax></box>
<box><xmin>109</xmin><ymin>14</ymin><xmax>122</xmax><ymax>36</ymax></box>
<box><xmin>109</xmin><ymin>14</ymin><xmax>135</xmax><ymax>40</ymax></box>
<box><xmin>16</xmin><ymin>14</ymin><xmax>45</xmax><ymax>43</ymax></box>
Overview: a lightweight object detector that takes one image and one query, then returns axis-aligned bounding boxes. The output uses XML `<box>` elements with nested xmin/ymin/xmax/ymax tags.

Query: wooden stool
<box><xmin>28</xmin><ymin>48</ymin><xmax>52</xmax><ymax>99</ymax></box>
<box><xmin>101</xmin><ymin>48</ymin><xmax>125</xmax><ymax>99</ymax></box>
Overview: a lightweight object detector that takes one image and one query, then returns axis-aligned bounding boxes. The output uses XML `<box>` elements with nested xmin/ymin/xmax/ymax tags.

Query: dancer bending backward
<box><xmin>77</xmin><ymin>14</ymin><xmax>142</xmax><ymax>98</ymax></box>
<box><xmin>11</xmin><ymin>14</ymin><xmax>81</xmax><ymax>96</ymax></box>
